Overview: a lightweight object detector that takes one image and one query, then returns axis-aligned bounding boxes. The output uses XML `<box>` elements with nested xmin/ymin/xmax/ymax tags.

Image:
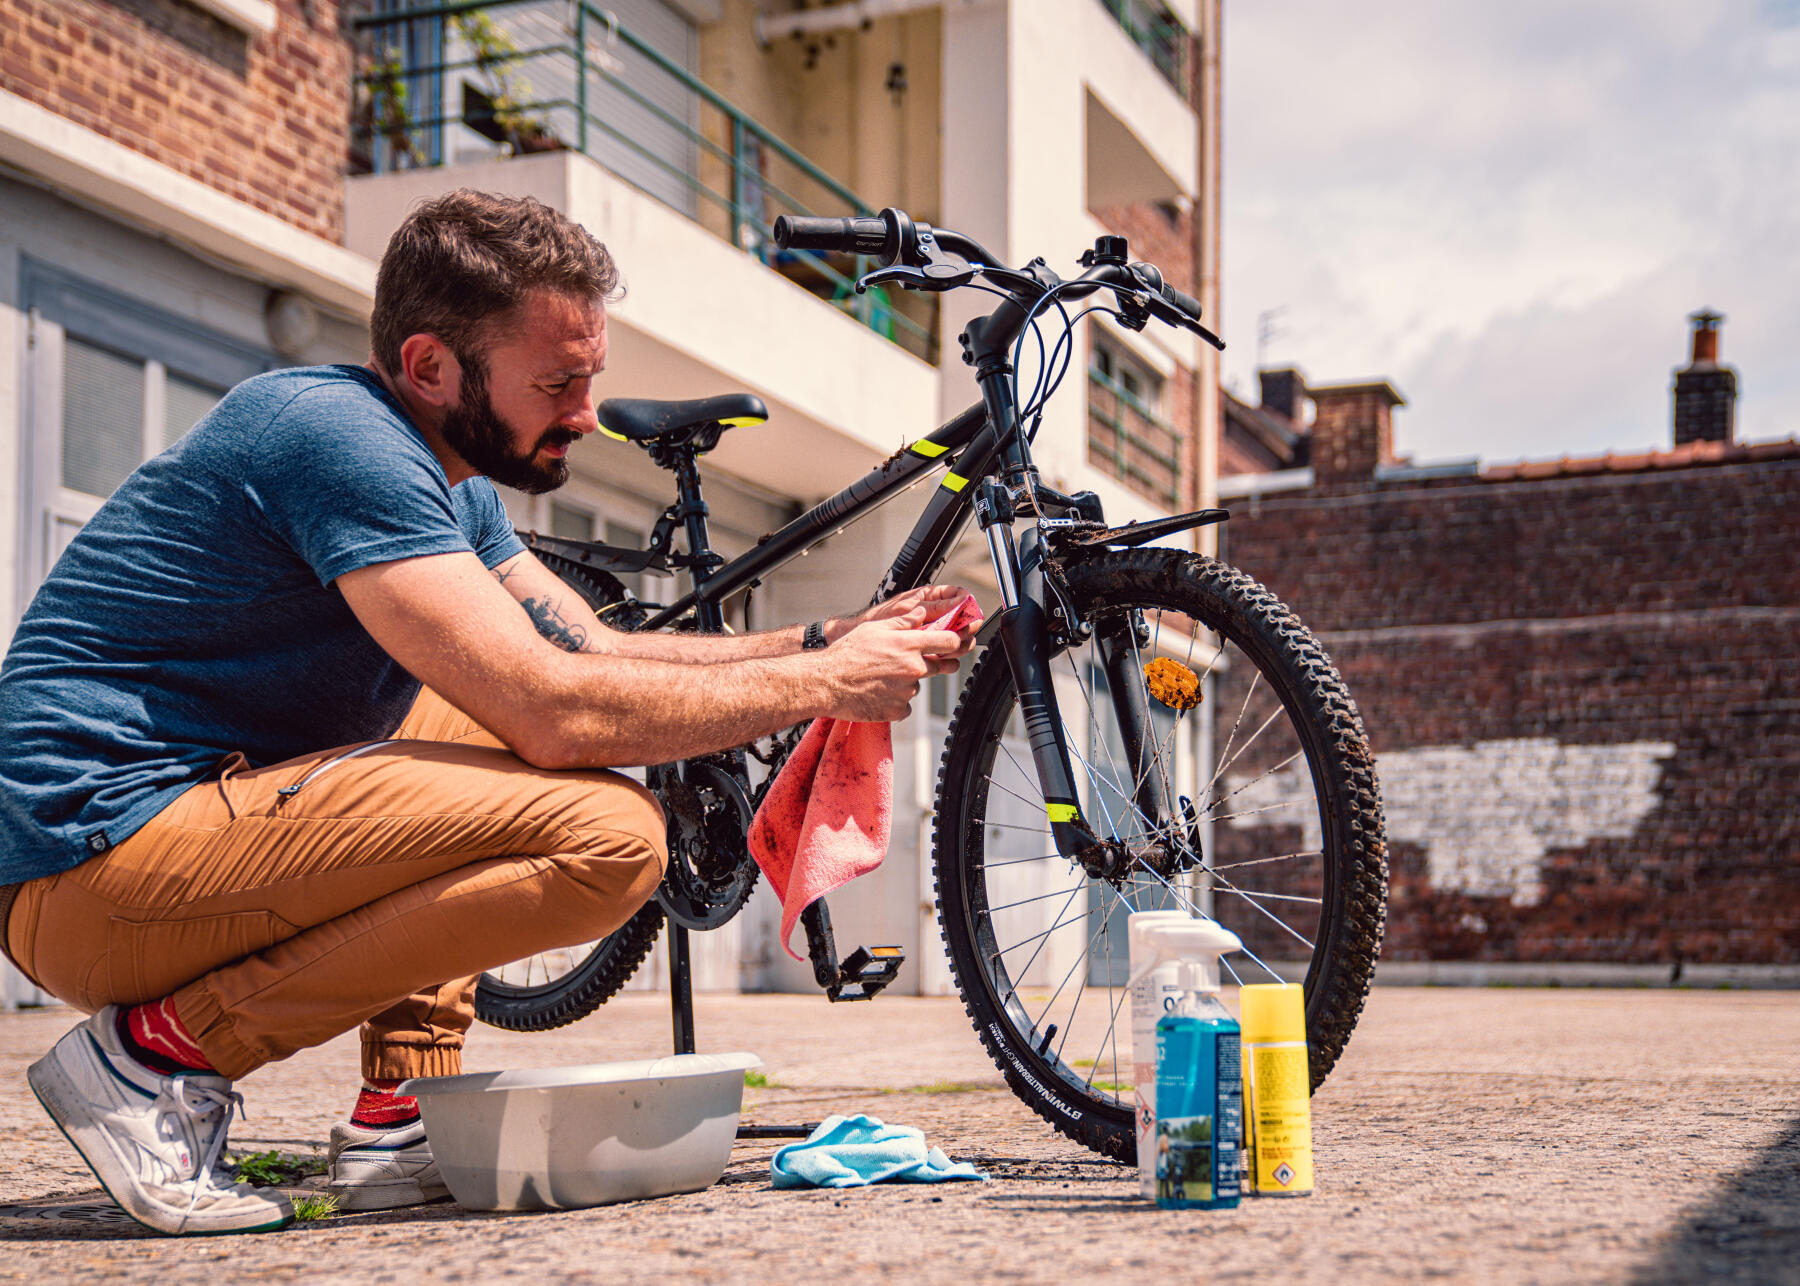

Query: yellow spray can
<box><xmin>1239</xmin><ymin>983</ymin><xmax>1313</xmax><ymax>1196</ymax></box>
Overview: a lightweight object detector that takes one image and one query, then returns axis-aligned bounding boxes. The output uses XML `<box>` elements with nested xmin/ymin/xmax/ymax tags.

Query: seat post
<box><xmin>669</xmin><ymin>450</ymin><xmax>727</xmax><ymax>632</ymax></box>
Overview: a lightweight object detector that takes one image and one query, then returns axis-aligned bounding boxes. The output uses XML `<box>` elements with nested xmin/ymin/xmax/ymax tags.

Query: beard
<box><xmin>438</xmin><ymin>351</ymin><xmax>576</xmax><ymax>495</ymax></box>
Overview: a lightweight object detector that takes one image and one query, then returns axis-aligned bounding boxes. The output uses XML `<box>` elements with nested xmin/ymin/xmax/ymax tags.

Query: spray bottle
<box><xmin>1239</xmin><ymin>982</ymin><xmax>1314</xmax><ymax>1197</ymax></box>
<box><xmin>1127</xmin><ymin>918</ymin><xmax>1243</xmax><ymax>1210</ymax></box>
<box><xmin>1127</xmin><ymin>911</ymin><xmax>1204</xmax><ymax>1199</ymax></box>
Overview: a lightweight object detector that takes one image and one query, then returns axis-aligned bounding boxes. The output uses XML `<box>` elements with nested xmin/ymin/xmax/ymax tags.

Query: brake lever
<box><xmin>856</xmin><ymin>262</ymin><xmax>978</xmax><ymax>293</ymax></box>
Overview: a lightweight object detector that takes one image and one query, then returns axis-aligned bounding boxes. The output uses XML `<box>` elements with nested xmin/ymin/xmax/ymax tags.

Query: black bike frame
<box><xmin>524</xmin><ymin>399</ymin><xmax>1001</xmax><ymax>630</ymax></box>
<box><xmin>522</xmin><ymin>313</ymin><xmax>1170</xmax><ymax>863</ymax></box>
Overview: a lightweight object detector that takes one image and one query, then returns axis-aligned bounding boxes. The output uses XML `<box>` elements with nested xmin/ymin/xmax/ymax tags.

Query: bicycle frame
<box><xmin>525</xmin><ymin>400</ymin><xmax>993</xmax><ymax>626</ymax></box>
<box><xmin>524</xmin><ymin>309</ymin><xmax>1190</xmax><ymax>866</ymax></box>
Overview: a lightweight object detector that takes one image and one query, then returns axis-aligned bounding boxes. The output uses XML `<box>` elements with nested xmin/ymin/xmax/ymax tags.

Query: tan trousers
<box><xmin>3</xmin><ymin>689</ymin><xmax>666</xmax><ymax>1081</ymax></box>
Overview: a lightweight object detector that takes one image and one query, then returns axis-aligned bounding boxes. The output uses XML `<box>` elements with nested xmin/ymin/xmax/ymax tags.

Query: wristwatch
<box><xmin>803</xmin><ymin>620</ymin><xmax>829</xmax><ymax>651</ymax></box>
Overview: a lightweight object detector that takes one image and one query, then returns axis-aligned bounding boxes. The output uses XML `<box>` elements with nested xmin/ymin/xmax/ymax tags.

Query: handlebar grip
<box><xmin>771</xmin><ymin>214</ymin><xmax>891</xmax><ymax>256</ymax></box>
<box><xmin>1160</xmin><ymin>283</ymin><xmax>1204</xmax><ymax>321</ymax></box>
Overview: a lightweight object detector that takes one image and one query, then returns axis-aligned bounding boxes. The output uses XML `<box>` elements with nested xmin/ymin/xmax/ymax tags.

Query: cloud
<box><xmin>1222</xmin><ymin>0</ymin><xmax>1800</xmax><ymax>462</ymax></box>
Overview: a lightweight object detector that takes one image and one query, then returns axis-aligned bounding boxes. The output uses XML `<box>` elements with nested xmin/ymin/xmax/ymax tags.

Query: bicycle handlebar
<box><xmin>771</xmin><ymin>214</ymin><xmax>893</xmax><ymax>257</ymax></box>
<box><xmin>772</xmin><ymin>207</ymin><xmax>1220</xmax><ymax>347</ymax></box>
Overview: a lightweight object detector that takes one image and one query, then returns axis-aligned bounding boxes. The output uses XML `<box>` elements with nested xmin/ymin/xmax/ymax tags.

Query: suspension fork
<box><xmin>976</xmin><ymin>482</ymin><xmax>1100</xmax><ymax>859</ymax></box>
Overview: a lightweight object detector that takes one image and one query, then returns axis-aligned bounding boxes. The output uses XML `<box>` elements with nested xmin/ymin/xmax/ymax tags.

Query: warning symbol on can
<box><xmin>1273</xmin><ymin>1162</ymin><xmax>1296</xmax><ymax>1187</ymax></box>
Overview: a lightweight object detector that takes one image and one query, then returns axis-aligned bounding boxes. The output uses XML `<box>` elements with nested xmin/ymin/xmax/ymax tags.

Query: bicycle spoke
<box><xmin>1209</xmin><ymin>797</ymin><xmax>1312</xmax><ymax>825</ymax></box>
<box><xmin>1205</xmin><ymin>703</ymin><xmax>1287</xmax><ymax>799</ymax></box>
<box><xmin>1205</xmin><ymin>748</ymin><xmax>1304</xmax><ymax>815</ymax></box>
<box><xmin>1208</xmin><ymin>873</ymin><xmax>1316</xmax><ymax>951</ymax></box>
<box><xmin>1030</xmin><ymin>906</ymin><xmax>1115</xmax><ymax>1037</ymax></box>
<box><xmin>1123</xmin><ymin>853</ymin><xmax>1288</xmax><ymax>982</ymax></box>
<box><xmin>987</xmin><ymin>882</ymin><xmax>1090</xmax><ymax>915</ymax></box>
<box><xmin>1209</xmin><ymin>850</ymin><xmax>1322</xmax><ymax>873</ymax></box>
<box><xmin>1206</xmin><ymin>669</ymin><xmax>1263</xmax><ymax>798</ymax></box>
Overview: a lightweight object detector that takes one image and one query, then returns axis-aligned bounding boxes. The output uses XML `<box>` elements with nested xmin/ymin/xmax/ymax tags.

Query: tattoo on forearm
<box><xmin>493</xmin><ymin>565</ymin><xmax>519</xmax><ymax>586</ymax></box>
<box><xmin>521</xmin><ymin>595</ymin><xmax>593</xmax><ymax>653</ymax></box>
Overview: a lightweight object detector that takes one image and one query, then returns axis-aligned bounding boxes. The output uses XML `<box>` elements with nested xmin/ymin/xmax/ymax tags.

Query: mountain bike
<box><xmin>472</xmin><ymin>209</ymin><xmax>1389</xmax><ymax>1163</ymax></box>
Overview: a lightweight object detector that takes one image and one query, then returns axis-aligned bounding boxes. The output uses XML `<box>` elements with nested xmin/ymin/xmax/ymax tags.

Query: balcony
<box><xmin>349</xmin><ymin>0</ymin><xmax>933</xmax><ymax>362</ymax></box>
<box><xmin>1088</xmin><ymin>365</ymin><xmax>1182</xmax><ymax>510</ymax></box>
<box><xmin>1096</xmin><ymin>0</ymin><xmax>1194</xmax><ymax>103</ymax></box>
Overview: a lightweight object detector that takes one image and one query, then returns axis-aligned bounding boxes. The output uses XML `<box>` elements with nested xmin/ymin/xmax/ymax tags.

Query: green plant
<box><xmin>454</xmin><ymin>11</ymin><xmax>555</xmax><ymax>151</ymax></box>
<box><xmin>366</xmin><ymin>48</ymin><xmax>425</xmax><ymax>169</ymax></box>
<box><xmin>226</xmin><ymin>1149</ymin><xmax>324</xmax><ymax>1188</ymax></box>
<box><xmin>743</xmin><ymin>1071</ymin><xmax>775</xmax><ymax>1088</ymax></box>
<box><xmin>884</xmin><ymin>1080</ymin><xmax>992</xmax><ymax>1095</ymax></box>
<box><xmin>292</xmin><ymin>1192</ymin><xmax>341</xmax><ymax>1222</ymax></box>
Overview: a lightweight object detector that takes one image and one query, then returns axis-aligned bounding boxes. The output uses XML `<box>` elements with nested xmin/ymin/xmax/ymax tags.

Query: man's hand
<box><xmin>818</xmin><ymin>610</ymin><xmax>966</xmax><ymax>722</ymax></box>
<box><xmin>827</xmin><ymin>586</ymin><xmax>983</xmax><ymax>661</ymax></box>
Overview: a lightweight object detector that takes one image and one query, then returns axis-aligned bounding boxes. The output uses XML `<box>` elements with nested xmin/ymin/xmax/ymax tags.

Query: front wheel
<box><xmin>932</xmin><ymin>548</ymin><xmax>1388</xmax><ymax>1161</ymax></box>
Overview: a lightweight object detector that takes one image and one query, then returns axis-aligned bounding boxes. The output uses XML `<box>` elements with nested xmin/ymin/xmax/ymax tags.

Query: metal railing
<box><xmin>1096</xmin><ymin>0</ymin><xmax>1192</xmax><ymax>101</ymax></box>
<box><xmin>351</xmin><ymin>0</ymin><xmax>935</xmax><ymax>361</ymax></box>
<box><xmin>1088</xmin><ymin>366</ymin><xmax>1182</xmax><ymax>509</ymax></box>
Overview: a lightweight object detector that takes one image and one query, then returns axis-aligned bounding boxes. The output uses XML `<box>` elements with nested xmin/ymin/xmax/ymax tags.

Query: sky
<box><xmin>1219</xmin><ymin>0</ymin><xmax>1800</xmax><ymax>467</ymax></box>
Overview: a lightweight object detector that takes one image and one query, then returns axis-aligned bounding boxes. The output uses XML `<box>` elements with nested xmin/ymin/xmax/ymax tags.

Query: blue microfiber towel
<box><xmin>770</xmin><ymin>1114</ymin><xmax>988</xmax><ymax>1189</ymax></box>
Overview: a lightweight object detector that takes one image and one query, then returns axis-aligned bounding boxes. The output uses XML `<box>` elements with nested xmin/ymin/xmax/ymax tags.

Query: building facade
<box><xmin>1</xmin><ymin>0</ymin><xmax>1221</xmax><ymax>1002</ymax></box>
<box><xmin>1216</xmin><ymin>319</ymin><xmax>1800</xmax><ymax>971</ymax></box>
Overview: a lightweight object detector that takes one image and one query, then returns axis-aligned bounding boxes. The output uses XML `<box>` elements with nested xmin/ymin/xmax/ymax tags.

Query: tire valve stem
<box><xmin>1036</xmin><ymin>1023</ymin><xmax>1059</xmax><ymax>1057</ymax></box>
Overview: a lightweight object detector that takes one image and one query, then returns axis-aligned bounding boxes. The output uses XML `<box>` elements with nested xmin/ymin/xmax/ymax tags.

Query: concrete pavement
<box><xmin>0</xmin><ymin>987</ymin><xmax>1795</xmax><ymax>1284</ymax></box>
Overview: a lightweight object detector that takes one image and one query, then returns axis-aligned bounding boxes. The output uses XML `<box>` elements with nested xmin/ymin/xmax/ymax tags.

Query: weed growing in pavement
<box><xmin>292</xmin><ymin>1193</ymin><xmax>341</xmax><ymax>1222</ymax></box>
<box><xmin>893</xmin><ymin>1080</ymin><xmax>992</xmax><ymax>1095</ymax></box>
<box><xmin>744</xmin><ymin>1071</ymin><xmax>777</xmax><ymax>1089</ymax></box>
<box><xmin>227</xmin><ymin>1149</ymin><xmax>324</xmax><ymax>1187</ymax></box>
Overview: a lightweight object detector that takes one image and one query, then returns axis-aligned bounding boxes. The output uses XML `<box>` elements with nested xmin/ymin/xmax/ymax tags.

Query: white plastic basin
<box><xmin>398</xmin><ymin>1051</ymin><xmax>762</xmax><ymax>1211</ymax></box>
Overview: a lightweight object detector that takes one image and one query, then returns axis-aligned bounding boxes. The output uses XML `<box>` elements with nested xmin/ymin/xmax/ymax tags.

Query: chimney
<box><xmin>1672</xmin><ymin>310</ymin><xmax>1737</xmax><ymax>446</ymax></box>
<box><xmin>1308</xmin><ymin>380</ymin><xmax>1405</xmax><ymax>484</ymax></box>
<box><xmin>1258</xmin><ymin>367</ymin><xmax>1307</xmax><ymax>423</ymax></box>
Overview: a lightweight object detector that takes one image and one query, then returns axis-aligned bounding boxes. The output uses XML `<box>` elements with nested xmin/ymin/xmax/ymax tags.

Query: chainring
<box><xmin>651</xmin><ymin>754</ymin><xmax>760</xmax><ymax>929</ymax></box>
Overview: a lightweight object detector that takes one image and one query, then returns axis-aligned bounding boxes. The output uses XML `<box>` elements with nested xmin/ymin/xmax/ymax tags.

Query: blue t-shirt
<box><xmin>0</xmin><ymin>364</ymin><xmax>525</xmax><ymax>884</ymax></box>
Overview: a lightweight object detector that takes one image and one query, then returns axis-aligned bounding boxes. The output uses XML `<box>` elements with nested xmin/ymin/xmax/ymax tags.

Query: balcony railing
<box><xmin>1088</xmin><ymin>366</ymin><xmax>1182</xmax><ymax>509</ymax></box>
<box><xmin>351</xmin><ymin>0</ymin><xmax>934</xmax><ymax>361</ymax></box>
<box><xmin>1097</xmin><ymin>0</ymin><xmax>1193</xmax><ymax>102</ymax></box>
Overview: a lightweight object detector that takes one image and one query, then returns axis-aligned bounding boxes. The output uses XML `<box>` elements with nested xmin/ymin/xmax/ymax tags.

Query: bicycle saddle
<box><xmin>597</xmin><ymin>394</ymin><xmax>768</xmax><ymax>443</ymax></box>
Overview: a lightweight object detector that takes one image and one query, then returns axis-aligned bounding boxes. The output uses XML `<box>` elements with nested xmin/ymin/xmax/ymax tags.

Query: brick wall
<box><xmin>0</xmin><ymin>0</ymin><xmax>350</xmax><ymax>242</ymax></box>
<box><xmin>1217</xmin><ymin>457</ymin><xmax>1800</xmax><ymax>964</ymax></box>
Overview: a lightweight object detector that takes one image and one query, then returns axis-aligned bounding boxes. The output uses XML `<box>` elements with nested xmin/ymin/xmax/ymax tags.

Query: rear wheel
<box><xmin>932</xmin><ymin>547</ymin><xmax>1387</xmax><ymax>1161</ymax></box>
<box><xmin>473</xmin><ymin>554</ymin><xmax>664</xmax><ymax>1032</ymax></box>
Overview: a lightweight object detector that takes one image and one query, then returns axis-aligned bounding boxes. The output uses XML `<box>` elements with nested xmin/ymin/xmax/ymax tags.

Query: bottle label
<box><xmin>1153</xmin><ymin>1025</ymin><xmax>1242</xmax><ymax>1208</ymax></box>
<box><xmin>1245</xmin><ymin>1040</ymin><xmax>1314</xmax><ymax>1195</ymax></box>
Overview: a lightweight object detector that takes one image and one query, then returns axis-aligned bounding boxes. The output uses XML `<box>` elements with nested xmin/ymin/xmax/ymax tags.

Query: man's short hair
<box><xmin>370</xmin><ymin>189</ymin><xmax>621</xmax><ymax>376</ymax></box>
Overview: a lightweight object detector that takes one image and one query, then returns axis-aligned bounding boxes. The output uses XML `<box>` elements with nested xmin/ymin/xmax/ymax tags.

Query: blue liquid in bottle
<box><xmin>1153</xmin><ymin>994</ymin><xmax>1242</xmax><ymax>1211</ymax></box>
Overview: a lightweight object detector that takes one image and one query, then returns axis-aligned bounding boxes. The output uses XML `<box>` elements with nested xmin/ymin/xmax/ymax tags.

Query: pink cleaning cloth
<box><xmin>750</xmin><ymin>594</ymin><xmax>984</xmax><ymax>959</ymax></box>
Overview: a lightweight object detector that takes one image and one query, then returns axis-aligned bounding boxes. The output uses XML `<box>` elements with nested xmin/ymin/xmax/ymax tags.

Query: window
<box><xmin>20</xmin><ymin>259</ymin><xmax>272</xmax><ymax>603</ymax></box>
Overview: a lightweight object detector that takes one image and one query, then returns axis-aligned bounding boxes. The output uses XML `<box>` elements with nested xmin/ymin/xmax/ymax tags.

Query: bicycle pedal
<box><xmin>827</xmin><ymin>945</ymin><xmax>905</xmax><ymax>1002</ymax></box>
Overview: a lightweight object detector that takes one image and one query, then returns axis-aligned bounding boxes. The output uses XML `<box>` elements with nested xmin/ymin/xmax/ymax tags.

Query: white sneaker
<box><xmin>26</xmin><ymin>1006</ymin><xmax>293</xmax><ymax>1236</ymax></box>
<box><xmin>326</xmin><ymin>1117</ymin><xmax>450</xmax><ymax>1210</ymax></box>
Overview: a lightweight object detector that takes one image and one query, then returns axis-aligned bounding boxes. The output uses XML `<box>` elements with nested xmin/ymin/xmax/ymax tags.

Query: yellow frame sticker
<box><xmin>908</xmin><ymin>438</ymin><xmax>950</xmax><ymax>458</ymax></box>
<box><xmin>942</xmin><ymin>472</ymin><xmax>969</xmax><ymax>492</ymax></box>
<box><xmin>1046</xmin><ymin>803</ymin><xmax>1080</xmax><ymax>823</ymax></box>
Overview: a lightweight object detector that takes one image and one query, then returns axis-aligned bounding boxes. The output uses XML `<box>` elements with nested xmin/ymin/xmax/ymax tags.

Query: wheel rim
<box><xmin>947</xmin><ymin>577</ymin><xmax>1339</xmax><ymax>1121</ymax></box>
<box><xmin>480</xmin><ymin>939</ymin><xmax>605</xmax><ymax>996</ymax></box>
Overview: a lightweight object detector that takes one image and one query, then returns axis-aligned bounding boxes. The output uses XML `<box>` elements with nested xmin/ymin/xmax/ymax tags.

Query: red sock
<box><xmin>351</xmin><ymin>1078</ymin><xmax>419</xmax><ymax>1129</ymax></box>
<box><xmin>118</xmin><ymin>998</ymin><xmax>216</xmax><ymax>1075</ymax></box>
